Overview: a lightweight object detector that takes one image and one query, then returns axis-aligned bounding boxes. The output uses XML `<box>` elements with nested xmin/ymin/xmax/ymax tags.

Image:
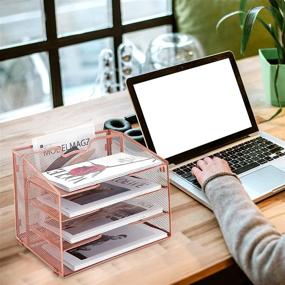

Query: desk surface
<box><xmin>1</xmin><ymin>56</ymin><xmax>285</xmax><ymax>285</ymax></box>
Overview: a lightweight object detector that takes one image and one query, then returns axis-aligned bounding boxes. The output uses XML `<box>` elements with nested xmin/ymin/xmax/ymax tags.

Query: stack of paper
<box><xmin>42</xmin><ymin>152</ymin><xmax>161</xmax><ymax>192</ymax></box>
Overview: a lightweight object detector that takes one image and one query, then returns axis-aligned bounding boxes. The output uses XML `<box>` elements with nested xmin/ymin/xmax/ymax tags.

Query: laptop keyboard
<box><xmin>173</xmin><ymin>137</ymin><xmax>285</xmax><ymax>190</ymax></box>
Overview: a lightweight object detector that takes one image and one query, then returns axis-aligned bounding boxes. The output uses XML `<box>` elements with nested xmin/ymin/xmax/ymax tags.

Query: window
<box><xmin>0</xmin><ymin>0</ymin><xmax>46</xmax><ymax>49</ymax></box>
<box><xmin>121</xmin><ymin>0</ymin><xmax>172</xmax><ymax>24</ymax></box>
<box><xmin>60</xmin><ymin>38</ymin><xmax>113</xmax><ymax>105</ymax></box>
<box><xmin>0</xmin><ymin>0</ymin><xmax>175</xmax><ymax>121</ymax></box>
<box><xmin>0</xmin><ymin>53</ymin><xmax>52</xmax><ymax>121</ymax></box>
<box><xmin>55</xmin><ymin>0</ymin><xmax>112</xmax><ymax>37</ymax></box>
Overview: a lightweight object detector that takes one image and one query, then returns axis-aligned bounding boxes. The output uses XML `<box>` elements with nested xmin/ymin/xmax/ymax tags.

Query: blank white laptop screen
<box><xmin>133</xmin><ymin>58</ymin><xmax>252</xmax><ymax>159</ymax></box>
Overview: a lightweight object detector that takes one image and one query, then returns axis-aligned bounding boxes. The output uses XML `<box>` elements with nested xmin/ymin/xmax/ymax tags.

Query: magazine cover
<box><xmin>37</xmin><ymin>176</ymin><xmax>162</xmax><ymax>217</ymax></box>
<box><xmin>42</xmin><ymin>200</ymin><xmax>163</xmax><ymax>243</ymax></box>
<box><xmin>32</xmin><ymin>122</ymin><xmax>95</xmax><ymax>171</ymax></box>
<box><xmin>63</xmin><ymin>223</ymin><xmax>167</xmax><ymax>270</ymax></box>
<box><xmin>42</xmin><ymin>152</ymin><xmax>161</xmax><ymax>191</ymax></box>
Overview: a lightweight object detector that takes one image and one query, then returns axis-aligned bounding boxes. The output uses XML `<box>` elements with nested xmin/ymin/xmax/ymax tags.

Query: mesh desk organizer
<box><xmin>13</xmin><ymin>130</ymin><xmax>171</xmax><ymax>277</ymax></box>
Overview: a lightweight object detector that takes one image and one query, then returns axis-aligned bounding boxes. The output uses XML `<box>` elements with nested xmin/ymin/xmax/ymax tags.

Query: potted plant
<box><xmin>217</xmin><ymin>0</ymin><xmax>285</xmax><ymax>119</ymax></box>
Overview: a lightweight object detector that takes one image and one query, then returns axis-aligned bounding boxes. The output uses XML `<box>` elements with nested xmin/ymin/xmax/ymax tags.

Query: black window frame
<box><xmin>0</xmin><ymin>0</ymin><xmax>176</xmax><ymax>108</ymax></box>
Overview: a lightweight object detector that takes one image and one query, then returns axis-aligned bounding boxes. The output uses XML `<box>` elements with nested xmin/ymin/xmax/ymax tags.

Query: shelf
<box><xmin>28</xmin><ymin>176</ymin><xmax>102</xmax><ymax>198</ymax></box>
<box><xmin>31</xmin><ymin>185</ymin><xmax>168</xmax><ymax>223</ymax></box>
<box><xmin>62</xmin><ymin>211</ymin><xmax>169</xmax><ymax>251</ymax></box>
<box><xmin>31</xmin><ymin>198</ymin><xmax>60</xmax><ymax>220</ymax></box>
<box><xmin>27</xmin><ymin>158</ymin><xmax>165</xmax><ymax>198</ymax></box>
<box><xmin>30</xmin><ymin>211</ymin><xmax>169</xmax><ymax>252</ymax></box>
<box><xmin>61</xmin><ymin>186</ymin><xmax>168</xmax><ymax>223</ymax></box>
<box><xmin>30</xmin><ymin>224</ymin><xmax>61</xmax><ymax>249</ymax></box>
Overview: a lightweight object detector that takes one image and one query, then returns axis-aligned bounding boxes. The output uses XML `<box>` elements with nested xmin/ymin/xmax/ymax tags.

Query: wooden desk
<box><xmin>1</xmin><ymin>56</ymin><xmax>284</xmax><ymax>285</ymax></box>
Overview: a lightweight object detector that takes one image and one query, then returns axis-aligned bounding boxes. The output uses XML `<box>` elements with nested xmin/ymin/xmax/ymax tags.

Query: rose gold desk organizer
<box><xmin>13</xmin><ymin>130</ymin><xmax>171</xmax><ymax>277</ymax></box>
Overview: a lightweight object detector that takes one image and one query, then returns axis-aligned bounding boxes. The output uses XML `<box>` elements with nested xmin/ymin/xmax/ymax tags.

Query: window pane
<box><xmin>0</xmin><ymin>0</ymin><xmax>45</xmax><ymax>49</ymax></box>
<box><xmin>0</xmin><ymin>53</ymin><xmax>52</xmax><ymax>122</ymax></box>
<box><xmin>55</xmin><ymin>0</ymin><xmax>112</xmax><ymax>37</ymax></box>
<box><xmin>59</xmin><ymin>38</ymin><xmax>113</xmax><ymax>106</ymax></box>
<box><xmin>121</xmin><ymin>0</ymin><xmax>171</xmax><ymax>24</ymax></box>
<box><xmin>122</xmin><ymin>26</ymin><xmax>171</xmax><ymax>77</ymax></box>
<box><xmin>124</xmin><ymin>25</ymin><xmax>171</xmax><ymax>55</ymax></box>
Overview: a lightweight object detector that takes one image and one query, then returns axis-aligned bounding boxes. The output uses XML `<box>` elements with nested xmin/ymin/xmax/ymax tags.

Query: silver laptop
<box><xmin>126</xmin><ymin>51</ymin><xmax>285</xmax><ymax>208</ymax></box>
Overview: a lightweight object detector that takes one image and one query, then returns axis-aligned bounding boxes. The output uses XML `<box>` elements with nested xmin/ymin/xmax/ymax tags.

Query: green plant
<box><xmin>217</xmin><ymin>0</ymin><xmax>285</xmax><ymax>120</ymax></box>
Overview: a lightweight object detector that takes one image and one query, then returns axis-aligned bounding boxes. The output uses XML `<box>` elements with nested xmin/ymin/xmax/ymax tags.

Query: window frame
<box><xmin>0</xmin><ymin>0</ymin><xmax>176</xmax><ymax>108</ymax></box>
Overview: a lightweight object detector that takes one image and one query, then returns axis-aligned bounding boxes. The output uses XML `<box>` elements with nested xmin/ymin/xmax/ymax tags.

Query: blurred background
<box><xmin>0</xmin><ymin>0</ymin><xmax>271</xmax><ymax>122</ymax></box>
<box><xmin>0</xmin><ymin>0</ymin><xmax>173</xmax><ymax>121</ymax></box>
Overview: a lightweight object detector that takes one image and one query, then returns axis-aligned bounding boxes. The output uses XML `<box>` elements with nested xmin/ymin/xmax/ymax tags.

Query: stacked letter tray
<box><xmin>13</xmin><ymin>130</ymin><xmax>171</xmax><ymax>277</ymax></box>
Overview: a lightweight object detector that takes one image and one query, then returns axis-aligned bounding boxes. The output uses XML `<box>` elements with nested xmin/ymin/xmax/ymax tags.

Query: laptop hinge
<box><xmin>249</xmin><ymin>131</ymin><xmax>260</xmax><ymax>137</ymax></box>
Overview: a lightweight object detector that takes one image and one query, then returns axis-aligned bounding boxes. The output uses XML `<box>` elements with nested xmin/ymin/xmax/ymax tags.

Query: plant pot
<box><xmin>259</xmin><ymin>48</ymin><xmax>285</xmax><ymax>107</ymax></box>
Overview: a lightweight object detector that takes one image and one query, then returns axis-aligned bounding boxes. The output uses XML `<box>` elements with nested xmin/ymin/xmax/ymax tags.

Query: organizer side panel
<box><xmin>13</xmin><ymin>149</ymin><xmax>31</xmax><ymax>241</ymax></box>
<box><xmin>25</xmin><ymin>166</ymin><xmax>63</xmax><ymax>275</ymax></box>
<box><xmin>134</xmin><ymin>165</ymin><xmax>171</xmax><ymax>234</ymax></box>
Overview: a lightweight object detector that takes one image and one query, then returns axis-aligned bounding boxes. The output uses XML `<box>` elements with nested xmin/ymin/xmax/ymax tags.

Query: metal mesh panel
<box><xmin>13</xmin><ymin>149</ymin><xmax>33</xmax><ymax>236</ymax></box>
<box><xmin>134</xmin><ymin>188</ymin><xmax>171</xmax><ymax>234</ymax></box>
<box><xmin>134</xmin><ymin>165</ymin><xmax>168</xmax><ymax>187</ymax></box>
<box><xmin>146</xmin><ymin>214</ymin><xmax>171</xmax><ymax>234</ymax></box>
<box><xmin>25</xmin><ymin>166</ymin><xmax>63</xmax><ymax>275</ymax></box>
<box><xmin>132</xmin><ymin>188</ymin><xmax>169</xmax><ymax>213</ymax></box>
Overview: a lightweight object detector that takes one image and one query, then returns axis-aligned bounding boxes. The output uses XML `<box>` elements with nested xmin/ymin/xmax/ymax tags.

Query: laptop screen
<box><xmin>132</xmin><ymin>58</ymin><xmax>254</xmax><ymax>160</ymax></box>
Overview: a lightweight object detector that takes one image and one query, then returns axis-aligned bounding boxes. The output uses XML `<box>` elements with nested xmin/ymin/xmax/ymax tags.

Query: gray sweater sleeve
<box><xmin>205</xmin><ymin>175</ymin><xmax>285</xmax><ymax>285</ymax></box>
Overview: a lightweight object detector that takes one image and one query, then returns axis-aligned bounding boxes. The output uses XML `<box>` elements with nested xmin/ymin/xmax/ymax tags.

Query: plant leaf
<box><xmin>269</xmin><ymin>0</ymin><xmax>280</xmax><ymax>9</ymax></box>
<box><xmin>240</xmin><ymin>0</ymin><xmax>248</xmax><ymax>27</ymax></box>
<box><xmin>281</xmin><ymin>2</ymin><xmax>285</xmax><ymax>60</ymax></box>
<box><xmin>266</xmin><ymin>6</ymin><xmax>283</xmax><ymax>30</ymax></box>
<box><xmin>216</xmin><ymin>11</ymin><xmax>245</xmax><ymax>31</ymax></box>
<box><xmin>257</xmin><ymin>18</ymin><xmax>283</xmax><ymax>49</ymax></box>
<box><xmin>281</xmin><ymin>0</ymin><xmax>285</xmax><ymax>12</ymax></box>
<box><xmin>269</xmin><ymin>0</ymin><xmax>283</xmax><ymax>9</ymax></box>
<box><xmin>282</xmin><ymin>21</ymin><xmax>285</xmax><ymax>60</ymax></box>
<box><xmin>257</xmin><ymin>18</ymin><xmax>284</xmax><ymax>62</ymax></box>
<box><xmin>241</xmin><ymin>6</ymin><xmax>265</xmax><ymax>54</ymax></box>
<box><xmin>270</xmin><ymin>0</ymin><xmax>285</xmax><ymax>12</ymax></box>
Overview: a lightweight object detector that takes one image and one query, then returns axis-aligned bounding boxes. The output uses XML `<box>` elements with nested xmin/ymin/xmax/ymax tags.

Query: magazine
<box><xmin>42</xmin><ymin>152</ymin><xmax>161</xmax><ymax>191</ymax></box>
<box><xmin>32</xmin><ymin>122</ymin><xmax>95</xmax><ymax>171</ymax></box>
<box><xmin>42</xmin><ymin>224</ymin><xmax>167</xmax><ymax>271</ymax></box>
<box><xmin>37</xmin><ymin>176</ymin><xmax>162</xmax><ymax>218</ymax></box>
<box><xmin>42</xmin><ymin>200</ymin><xmax>163</xmax><ymax>243</ymax></box>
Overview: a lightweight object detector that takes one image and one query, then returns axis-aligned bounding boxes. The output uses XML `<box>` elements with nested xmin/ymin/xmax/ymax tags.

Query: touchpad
<box><xmin>241</xmin><ymin>165</ymin><xmax>285</xmax><ymax>196</ymax></box>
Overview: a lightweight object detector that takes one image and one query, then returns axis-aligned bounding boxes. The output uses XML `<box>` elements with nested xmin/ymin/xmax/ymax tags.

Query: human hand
<box><xmin>191</xmin><ymin>157</ymin><xmax>232</xmax><ymax>187</ymax></box>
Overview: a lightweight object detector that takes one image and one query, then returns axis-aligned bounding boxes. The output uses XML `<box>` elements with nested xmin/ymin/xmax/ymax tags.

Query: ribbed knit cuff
<box><xmin>202</xmin><ymin>172</ymin><xmax>240</xmax><ymax>192</ymax></box>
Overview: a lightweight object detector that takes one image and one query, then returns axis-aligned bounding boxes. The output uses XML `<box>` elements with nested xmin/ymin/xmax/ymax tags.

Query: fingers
<box><xmin>213</xmin><ymin>156</ymin><xmax>228</xmax><ymax>165</ymax></box>
<box><xmin>204</xmin><ymin>157</ymin><xmax>212</xmax><ymax>164</ymax></box>
<box><xmin>213</xmin><ymin>156</ymin><xmax>228</xmax><ymax>166</ymax></box>
<box><xmin>197</xmin><ymin>159</ymin><xmax>207</xmax><ymax>170</ymax></box>
<box><xmin>213</xmin><ymin>156</ymin><xmax>222</xmax><ymax>162</ymax></box>
<box><xmin>191</xmin><ymin>166</ymin><xmax>202</xmax><ymax>181</ymax></box>
<box><xmin>213</xmin><ymin>156</ymin><xmax>232</xmax><ymax>172</ymax></box>
<box><xmin>196</xmin><ymin>156</ymin><xmax>214</xmax><ymax>169</ymax></box>
<box><xmin>189</xmin><ymin>155</ymin><xmax>233</xmax><ymax>187</ymax></box>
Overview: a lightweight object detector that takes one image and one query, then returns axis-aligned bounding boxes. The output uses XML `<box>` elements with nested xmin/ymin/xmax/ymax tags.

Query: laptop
<box><xmin>126</xmin><ymin>51</ymin><xmax>285</xmax><ymax>208</ymax></box>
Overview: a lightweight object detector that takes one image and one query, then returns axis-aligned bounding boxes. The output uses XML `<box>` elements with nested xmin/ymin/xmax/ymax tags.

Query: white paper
<box><xmin>32</xmin><ymin>122</ymin><xmax>95</xmax><ymax>151</ymax></box>
<box><xmin>42</xmin><ymin>224</ymin><xmax>167</xmax><ymax>271</ymax></box>
<box><xmin>42</xmin><ymin>200</ymin><xmax>163</xmax><ymax>243</ymax></box>
<box><xmin>42</xmin><ymin>152</ymin><xmax>161</xmax><ymax>191</ymax></box>
<box><xmin>32</xmin><ymin>122</ymin><xmax>95</xmax><ymax>171</ymax></box>
<box><xmin>37</xmin><ymin>176</ymin><xmax>162</xmax><ymax>217</ymax></box>
<box><xmin>64</xmin><ymin>224</ymin><xmax>167</xmax><ymax>270</ymax></box>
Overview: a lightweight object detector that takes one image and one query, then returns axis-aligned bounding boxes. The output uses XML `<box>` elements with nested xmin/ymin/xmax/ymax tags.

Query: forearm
<box><xmin>205</xmin><ymin>176</ymin><xmax>285</xmax><ymax>285</ymax></box>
